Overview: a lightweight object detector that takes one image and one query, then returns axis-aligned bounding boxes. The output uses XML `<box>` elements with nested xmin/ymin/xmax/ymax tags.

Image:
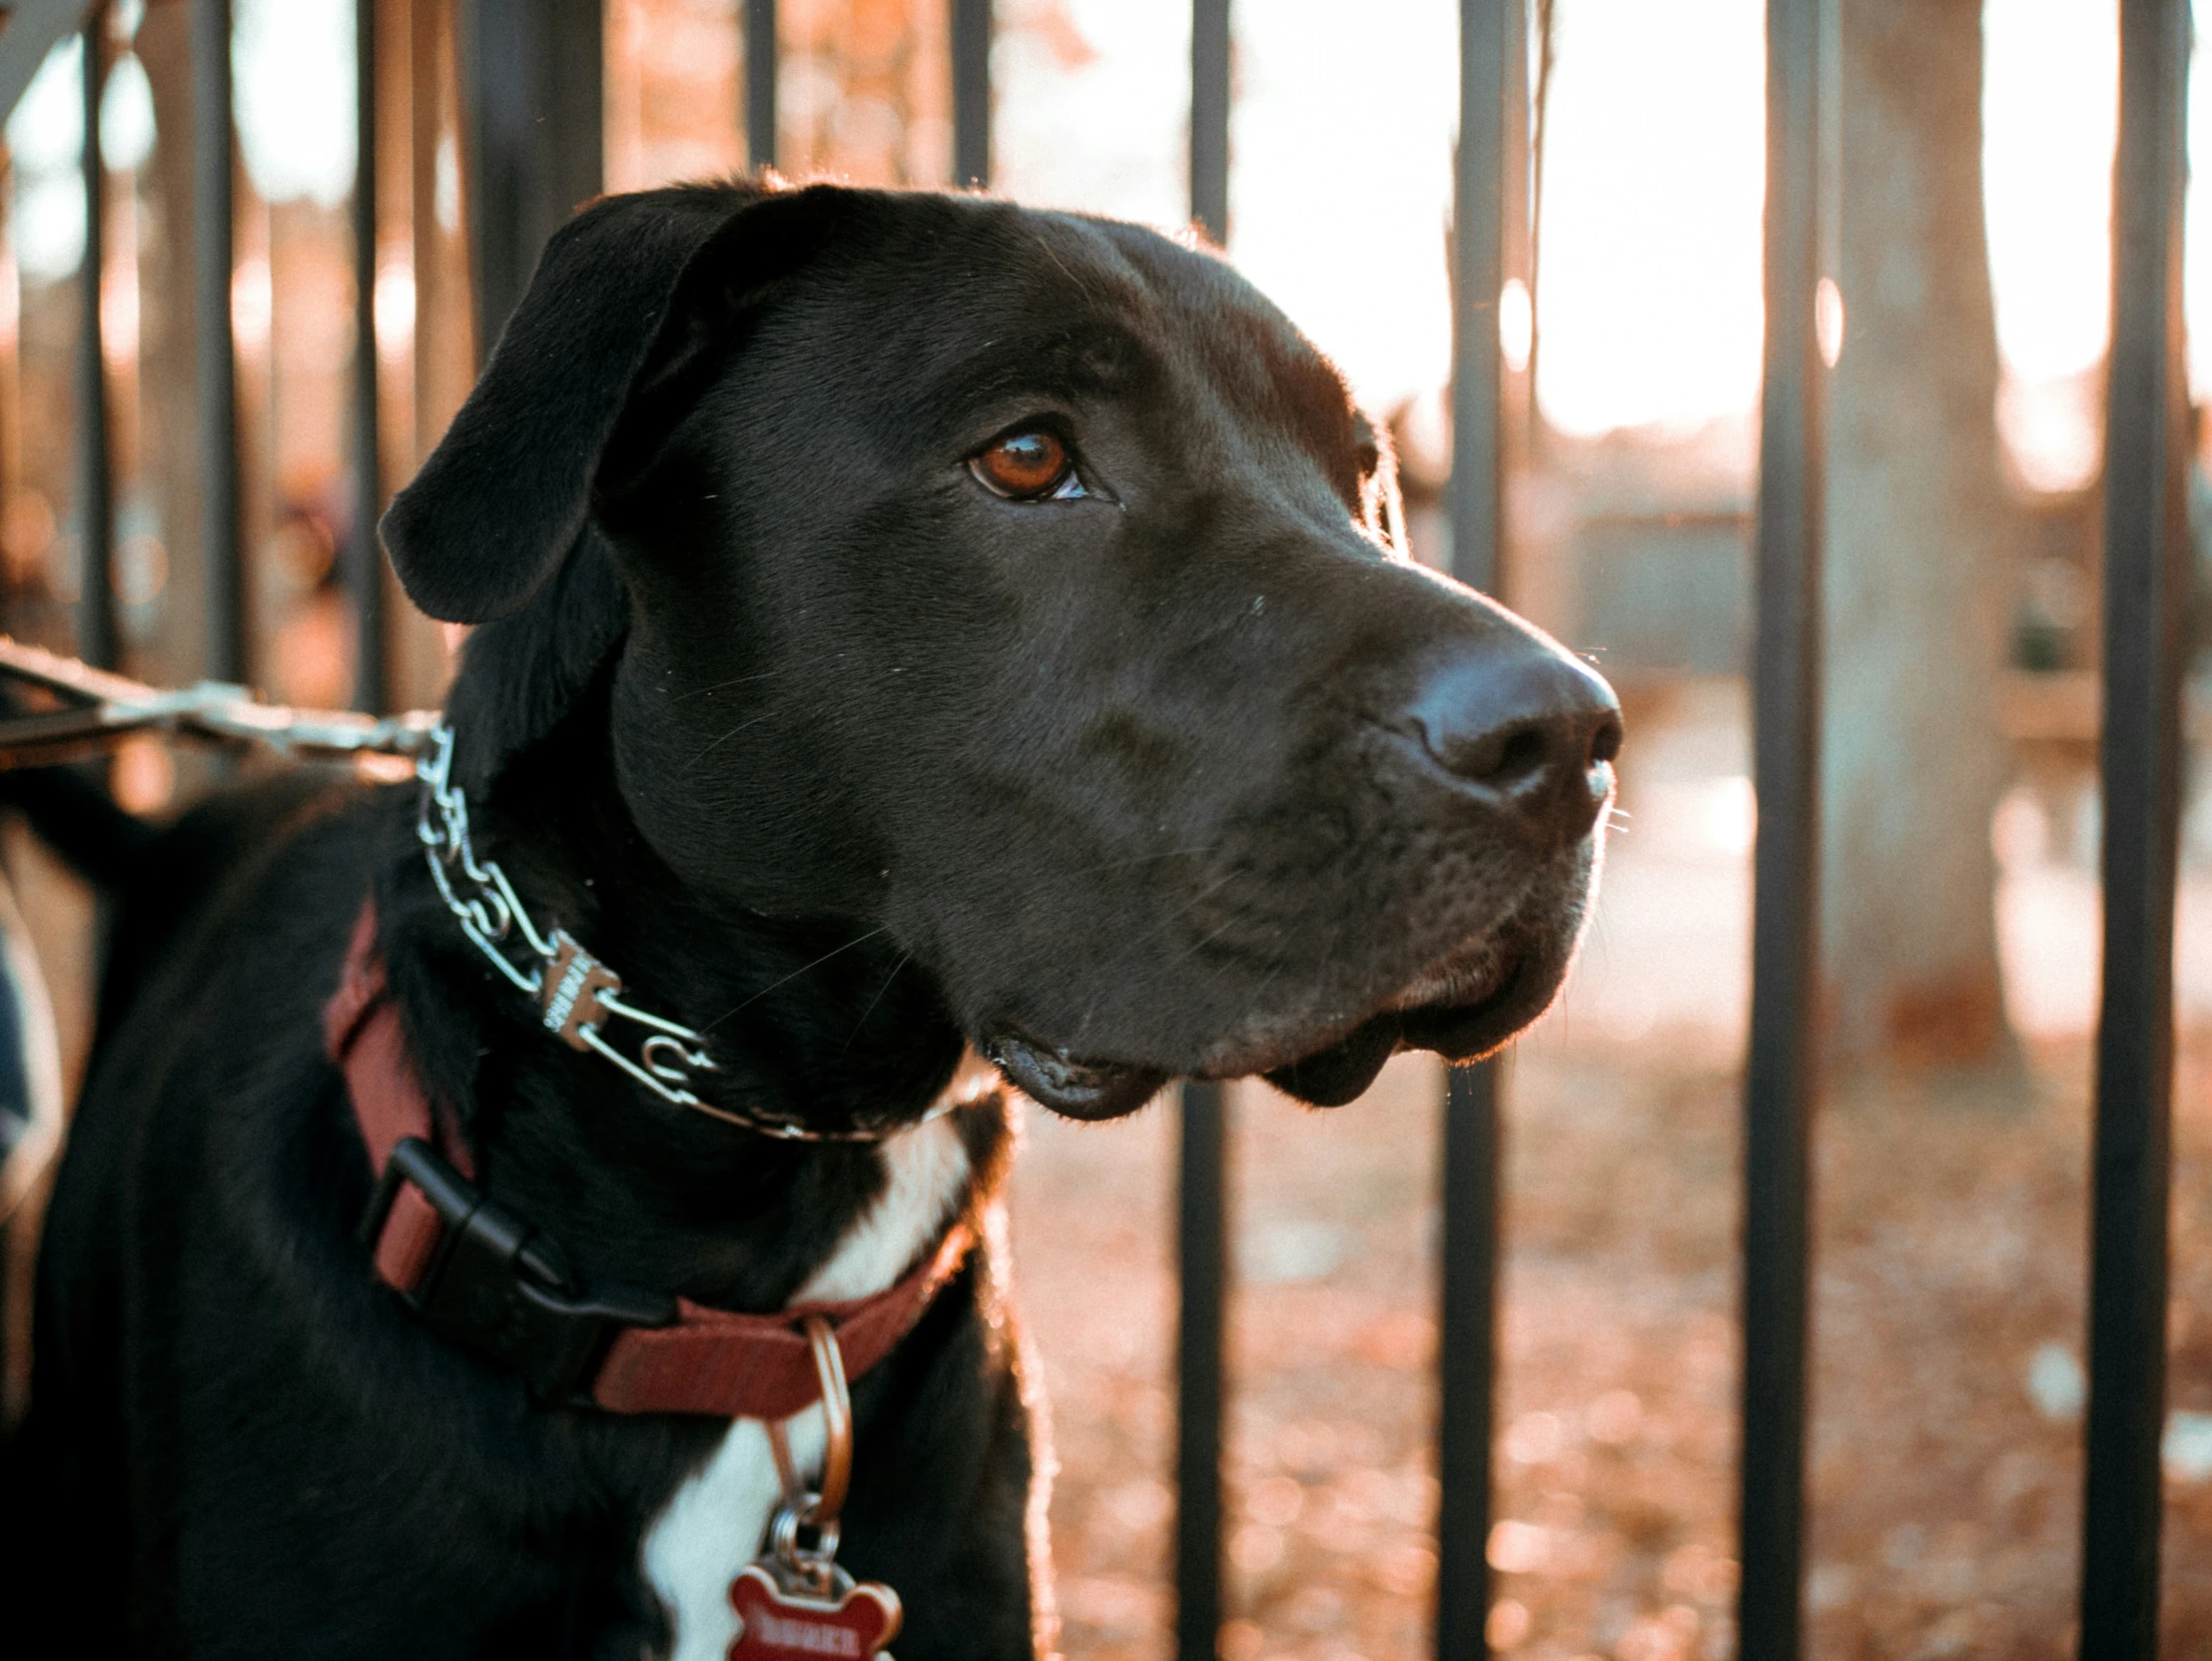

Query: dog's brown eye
<box><xmin>971</xmin><ymin>430</ymin><xmax>1079</xmax><ymax>499</ymax></box>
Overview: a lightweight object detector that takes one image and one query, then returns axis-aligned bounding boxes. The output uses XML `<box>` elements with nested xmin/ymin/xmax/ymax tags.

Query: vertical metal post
<box><xmin>1175</xmin><ymin>1078</ymin><xmax>1226</xmax><ymax>1661</ymax></box>
<box><xmin>2081</xmin><ymin>3</ymin><xmax>2190</xmax><ymax>1656</ymax></box>
<box><xmin>350</xmin><ymin>0</ymin><xmax>384</xmax><ymax>712</ymax></box>
<box><xmin>745</xmin><ymin>0</ymin><xmax>776</xmax><ymax>170</ymax></box>
<box><xmin>1436</xmin><ymin>1069</ymin><xmax>1500</xmax><ymax>1660</ymax></box>
<box><xmin>75</xmin><ymin>5</ymin><xmax>113</xmax><ymax>670</ymax></box>
<box><xmin>459</xmin><ymin>0</ymin><xmax>602</xmax><ymax>360</ymax></box>
<box><xmin>951</xmin><ymin>0</ymin><xmax>990</xmax><ymax>188</ymax></box>
<box><xmin>1173</xmin><ymin>13</ymin><xmax>1231</xmax><ymax>1659</ymax></box>
<box><xmin>1738</xmin><ymin>0</ymin><xmax>1829</xmax><ymax>1656</ymax></box>
<box><xmin>193</xmin><ymin>0</ymin><xmax>242</xmax><ymax>684</ymax></box>
<box><xmin>1448</xmin><ymin>2</ymin><xmax>1509</xmax><ymax>610</ymax></box>
<box><xmin>1437</xmin><ymin>6</ymin><xmax>1513</xmax><ymax>1657</ymax></box>
<box><xmin>1498</xmin><ymin>0</ymin><xmax>1533</xmax><ymax>459</ymax></box>
<box><xmin>1188</xmin><ymin>0</ymin><xmax>1228</xmax><ymax>244</ymax></box>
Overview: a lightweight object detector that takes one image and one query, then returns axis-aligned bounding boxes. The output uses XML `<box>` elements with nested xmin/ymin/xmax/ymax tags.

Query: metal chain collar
<box><xmin>414</xmin><ymin>723</ymin><xmax>956</xmax><ymax>1144</ymax></box>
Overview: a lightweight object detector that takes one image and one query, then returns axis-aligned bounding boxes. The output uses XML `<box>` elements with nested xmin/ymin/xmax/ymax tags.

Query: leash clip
<box><xmin>362</xmin><ymin>1137</ymin><xmax>676</xmax><ymax>1403</ymax></box>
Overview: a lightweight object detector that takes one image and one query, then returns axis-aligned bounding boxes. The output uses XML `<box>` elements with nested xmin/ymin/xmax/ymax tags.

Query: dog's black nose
<box><xmin>1401</xmin><ymin>643</ymin><xmax>1622</xmax><ymax>843</ymax></box>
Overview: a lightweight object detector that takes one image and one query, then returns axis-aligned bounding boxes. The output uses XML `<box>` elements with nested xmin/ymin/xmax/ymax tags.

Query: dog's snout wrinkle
<box><xmin>1399</xmin><ymin>643</ymin><xmax>1622</xmax><ymax>845</ymax></box>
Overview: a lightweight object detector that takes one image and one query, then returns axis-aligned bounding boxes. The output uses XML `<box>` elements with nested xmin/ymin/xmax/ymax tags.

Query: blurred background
<box><xmin>0</xmin><ymin>0</ymin><xmax>2208</xmax><ymax>1657</ymax></box>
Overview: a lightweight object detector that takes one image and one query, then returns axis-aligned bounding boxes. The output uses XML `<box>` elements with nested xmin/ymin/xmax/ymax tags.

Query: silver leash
<box><xmin>0</xmin><ymin>635</ymin><xmax>960</xmax><ymax>1145</ymax></box>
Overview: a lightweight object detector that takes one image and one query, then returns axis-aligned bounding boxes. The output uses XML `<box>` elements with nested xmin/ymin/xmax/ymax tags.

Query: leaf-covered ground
<box><xmin>1014</xmin><ymin>1036</ymin><xmax>2212</xmax><ymax>1661</ymax></box>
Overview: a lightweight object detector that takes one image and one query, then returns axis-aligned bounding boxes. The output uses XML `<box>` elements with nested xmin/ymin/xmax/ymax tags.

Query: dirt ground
<box><xmin>1007</xmin><ymin>679</ymin><xmax>2212</xmax><ymax>1661</ymax></box>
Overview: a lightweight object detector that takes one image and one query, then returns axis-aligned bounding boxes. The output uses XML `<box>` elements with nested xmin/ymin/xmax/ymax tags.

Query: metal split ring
<box><xmin>765</xmin><ymin>1315</ymin><xmax>856</xmax><ymax>1581</ymax></box>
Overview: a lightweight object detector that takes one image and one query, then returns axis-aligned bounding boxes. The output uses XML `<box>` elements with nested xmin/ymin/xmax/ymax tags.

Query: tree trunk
<box><xmin>1822</xmin><ymin>0</ymin><xmax>2017</xmax><ymax>1067</ymax></box>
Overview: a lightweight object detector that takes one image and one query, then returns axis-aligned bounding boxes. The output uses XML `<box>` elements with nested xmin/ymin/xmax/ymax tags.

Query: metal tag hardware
<box><xmin>539</xmin><ymin>930</ymin><xmax>622</xmax><ymax>1047</ymax></box>
<box><xmin>732</xmin><ymin>1317</ymin><xmax>904</xmax><ymax>1661</ymax></box>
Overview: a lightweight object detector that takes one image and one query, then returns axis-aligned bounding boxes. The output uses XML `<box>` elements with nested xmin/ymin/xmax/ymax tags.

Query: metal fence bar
<box><xmin>951</xmin><ymin>0</ymin><xmax>990</xmax><ymax>189</ymax></box>
<box><xmin>349</xmin><ymin>0</ymin><xmax>384</xmax><ymax>713</ymax></box>
<box><xmin>745</xmin><ymin>0</ymin><xmax>775</xmax><ymax>170</ymax></box>
<box><xmin>1175</xmin><ymin>1077</ymin><xmax>1226</xmax><ymax>1661</ymax></box>
<box><xmin>1738</xmin><ymin>0</ymin><xmax>1829</xmax><ymax>1654</ymax></box>
<box><xmin>74</xmin><ymin>4</ymin><xmax>113</xmax><ymax>670</ymax></box>
<box><xmin>1174</xmin><ymin>13</ymin><xmax>1231</xmax><ymax>1658</ymax></box>
<box><xmin>1437</xmin><ymin>1066</ymin><xmax>1499</xmax><ymax>1661</ymax></box>
<box><xmin>1436</xmin><ymin>2</ymin><xmax>1515</xmax><ymax>1655</ymax></box>
<box><xmin>460</xmin><ymin>0</ymin><xmax>602</xmax><ymax>359</ymax></box>
<box><xmin>0</xmin><ymin>2</ymin><xmax>99</xmax><ymax>137</ymax></box>
<box><xmin>1447</xmin><ymin>0</ymin><xmax>1509</xmax><ymax>608</ymax></box>
<box><xmin>2081</xmin><ymin>3</ymin><xmax>2191</xmax><ymax>1655</ymax></box>
<box><xmin>1189</xmin><ymin>0</ymin><xmax>1228</xmax><ymax>245</ymax></box>
<box><xmin>193</xmin><ymin>0</ymin><xmax>242</xmax><ymax>684</ymax></box>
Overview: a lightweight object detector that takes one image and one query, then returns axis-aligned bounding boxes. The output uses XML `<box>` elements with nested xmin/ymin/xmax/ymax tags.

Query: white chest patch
<box><xmin>641</xmin><ymin>1108</ymin><xmax>976</xmax><ymax>1661</ymax></box>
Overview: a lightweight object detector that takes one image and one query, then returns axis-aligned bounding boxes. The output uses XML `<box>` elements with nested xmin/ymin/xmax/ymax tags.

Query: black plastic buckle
<box><xmin>361</xmin><ymin>1137</ymin><xmax>676</xmax><ymax>1404</ymax></box>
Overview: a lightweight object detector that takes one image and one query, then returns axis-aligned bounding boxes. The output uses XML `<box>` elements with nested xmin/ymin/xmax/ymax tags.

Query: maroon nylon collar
<box><xmin>324</xmin><ymin>901</ymin><xmax>973</xmax><ymax>1419</ymax></box>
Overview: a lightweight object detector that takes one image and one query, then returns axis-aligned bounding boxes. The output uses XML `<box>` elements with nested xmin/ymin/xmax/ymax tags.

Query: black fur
<box><xmin>2</xmin><ymin>180</ymin><xmax>1618</xmax><ymax>1656</ymax></box>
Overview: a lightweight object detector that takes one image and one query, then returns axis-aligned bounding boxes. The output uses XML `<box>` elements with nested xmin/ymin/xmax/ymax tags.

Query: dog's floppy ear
<box><xmin>380</xmin><ymin>184</ymin><xmax>764</xmax><ymax>623</ymax></box>
<box><xmin>439</xmin><ymin>526</ymin><xmax>631</xmax><ymax>794</ymax></box>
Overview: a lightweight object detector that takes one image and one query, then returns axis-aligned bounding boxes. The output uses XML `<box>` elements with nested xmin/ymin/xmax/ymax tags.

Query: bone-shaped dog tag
<box><xmin>727</xmin><ymin>1561</ymin><xmax>901</xmax><ymax>1660</ymax></box>
<box><xmin>731</xmin><ymin>1317</ymin><xmax>903</xmax><ymax>1658</ymax></box>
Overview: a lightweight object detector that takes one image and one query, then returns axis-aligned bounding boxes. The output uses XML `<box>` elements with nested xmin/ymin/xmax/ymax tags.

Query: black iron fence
<box><xmin>2</xmin><ymin>0</ymin><xmax>2194</xmax><ymax>1656</ymax></box>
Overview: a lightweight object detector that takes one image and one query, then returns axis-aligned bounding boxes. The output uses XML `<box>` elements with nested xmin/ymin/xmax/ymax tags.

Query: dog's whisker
<box><xmin>670</xmin><ymin>669</ymin><xmax>783</xmax><ymax>702</ymax></box>
<box><xmin>1056</xmin><ymin>843</ymin><xmax>1220</xmax><ymax>881</ymax></box>
<box><xmin>689</xmin><ymin>709</ymin><xmax>778</xmax><ymax>765</ymax></box>
<box><xmin>1029</xmin><ymin>228</ymin><xmax>1105</xmax><ymax>305</ymax></box>
<box><xmin>841</xmin><ymin>953</ymin><xmax>914</xmax><ymax>1054</ymax></box>
<box><xmin>1151</xmin><ymin>865</ymin><xmax>1250</xmax><ymax>961</ymax></box>
<box><xmin>1180</xmin><ymin>901</ymin><xmax>1260</xmax><ymax>960</ymax></box>
<box><xmin>702</xmin><ymin>926</ymin><xmax>893</xmax><ymax>1032</ymax></box>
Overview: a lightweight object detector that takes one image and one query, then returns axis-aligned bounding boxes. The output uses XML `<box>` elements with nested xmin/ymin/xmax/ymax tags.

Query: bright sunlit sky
<box><xmin>6</xmin><ymin>0</ymin><xmax>2208</xmax><ymax>475</ymax></box>
<box><xmin>5</xmin><ymin>0</ymin><xmax>361</xmax><ymax>284</ymax></box>
<box><xmin>1001</xmin><ymin>0</ymin><xmax>2203</xmax><ymax>489</ymax></box>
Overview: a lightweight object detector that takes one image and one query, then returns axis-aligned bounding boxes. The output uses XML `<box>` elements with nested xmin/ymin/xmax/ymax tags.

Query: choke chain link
<box><xmin>415</xmin><ymin>722</ymin><xmax>911</xmax><ymax>1143</ymax></box>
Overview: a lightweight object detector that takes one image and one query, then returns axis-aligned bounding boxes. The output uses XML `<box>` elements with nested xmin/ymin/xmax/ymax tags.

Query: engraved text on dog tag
<box><xmin>726</xmin><ymin>1562</ymin><xmax>901</xmax><ymax>1659</ymax></box>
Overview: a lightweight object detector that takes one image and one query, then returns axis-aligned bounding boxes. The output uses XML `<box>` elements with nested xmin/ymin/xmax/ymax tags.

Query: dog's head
<box><xmin>383</xmin><ymin>181</ymin><xmax>1619</xmax><ymax>1118</ymax></box>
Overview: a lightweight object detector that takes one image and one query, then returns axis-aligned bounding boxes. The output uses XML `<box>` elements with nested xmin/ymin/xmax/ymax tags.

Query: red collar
<box><xmin>324</xmin><ymin>902</ymin><xmax>973</xmax><ymax>1419</ymax></box>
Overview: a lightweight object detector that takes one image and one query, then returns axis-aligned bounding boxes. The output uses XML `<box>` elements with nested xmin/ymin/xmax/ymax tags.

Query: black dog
<box><xmin>1</xmin><ymin>179</ymin><xmax>1618</xmax><ymax>1658</ymax></box>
